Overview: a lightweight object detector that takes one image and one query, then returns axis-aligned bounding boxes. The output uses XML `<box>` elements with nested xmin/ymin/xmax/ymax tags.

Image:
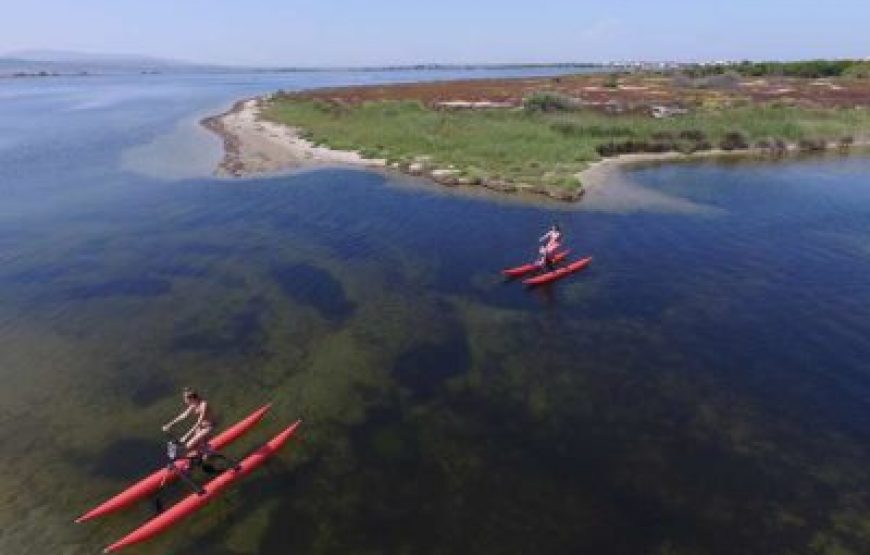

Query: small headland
<box><xmin>205</xmin><ymin>62</ymin><xmax>870</xmax><ymax>202</ymax></box>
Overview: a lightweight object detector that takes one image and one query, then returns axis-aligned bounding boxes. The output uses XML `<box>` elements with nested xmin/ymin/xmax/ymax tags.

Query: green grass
<box><xmin>262</xmin><ymin>98</ymin><xmax>870</xmax><ymax>194</ymax></box>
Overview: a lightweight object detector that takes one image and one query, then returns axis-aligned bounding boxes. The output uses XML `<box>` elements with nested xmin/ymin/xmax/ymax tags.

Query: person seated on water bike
<box><xmin>536</xmin><ymin>223</ymin><xmax>563</xmax><ymax>270</ymax></box>
<box><xmin>162</xmin><ymin>388</ymin><xmax>218</xmax><ymax>458</ymax></box>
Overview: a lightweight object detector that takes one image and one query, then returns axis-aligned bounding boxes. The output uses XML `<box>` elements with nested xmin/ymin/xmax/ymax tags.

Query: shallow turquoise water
<box><xmin>1</xmin><ymin>72</ymin><xmax>870</xmax><ymax>555</ymax></box>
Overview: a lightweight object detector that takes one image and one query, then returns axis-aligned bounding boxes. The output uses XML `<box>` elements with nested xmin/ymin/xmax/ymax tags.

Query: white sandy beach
<box><xmin>202</xmin><ymin>98</ymin><xmax>386</xmax><ymax>177</ymax></box>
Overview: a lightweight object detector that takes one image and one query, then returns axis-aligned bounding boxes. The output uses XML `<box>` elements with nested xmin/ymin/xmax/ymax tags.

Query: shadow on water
<box><xmin>151</xmin><ymin>262</ymin><xmax>209</xmax><ymax>279</ymax></box>
<box><xmin>176</xmin><ymin>243</ymin><xmax>237</xmax><ymax>257</ymax></box>
<box><xmin>64</xmin><ymin>277</ymin><xmax>172</xmax><ymax>300</ymax></box>
<box><xmin>167</xmin><ymin>453</ymin><xmax>315</xmax><ymax>555</ymax></box>
<box><xmin>350</xmin><ymin>405</ymin><xmax>421</xmax><ymax>468</ymax></box>
<box><xmin>90</xmin><ymin>438</ymin><xmax>162</xmax><ymax>480</ymax></box>
<box><xmin>392</xmin><ymin>329</ymin><xmax>471</xmax><ymax>400</ymax></box>
<box><xmin>171</xmin><ymin>297</ymin><xmax>270</xmax><ymax>357</ymax></box>
<box><xmin>5</xmin><ymin>266</ymin><xmax>70</xmax><ymax>285</ymax></box>
<box><xmin>271</xmin><ymin>263</ymin><xmax>355</xmax><ymax>321</ymax></box>
<box><xmin>176</xmin><ymin>388</ymin><xmax>829</xmax><ymax>555</ymax></box>
<box><xmin>111</xmin><ymin>367</ymin><xmax>175</xmax><ymax>407</ymax></box>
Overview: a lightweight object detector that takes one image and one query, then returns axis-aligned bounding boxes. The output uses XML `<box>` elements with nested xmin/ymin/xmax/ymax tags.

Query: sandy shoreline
<box><xmin>202</xmin><ymin>96</ymin><xmax>868</xmax><ymax>200</ymax></box>
<box><xmin>201</xmin><ymin>98</ymin><xmax>386</xmax><ymax>177</ymax></box>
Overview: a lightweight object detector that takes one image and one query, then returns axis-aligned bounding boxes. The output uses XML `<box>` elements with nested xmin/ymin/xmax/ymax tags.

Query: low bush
<box><xmin>844</xmin><ymin>63</ymin><xmax>870</xmax><ymax>78</ymax></box>
<box><xmin>523</xmin><ymin>92</ymin><xmax>577</xmax><ymax>113</ymax></box>
<box><xmin>596</xmin><ymin>139</ymin><xmax>680</xmax><ymax>156</ymax></box>
<box><xmin>551</xmin><ymin>121</ymin><xmax>634</xmax><ymax>138</ymax></box>
<box><xmin>673</xmin><ymin>72</ymin><xmax>740</xmax><ymax>90</ymax></box>
<box><xmin>798</xmin><ymin>138</ymin><xmax>827</xmax><ymax>152</ymax></box>
<box><xmin>603</xmin><ymin>74</ymin><xmax>620</xmax><ymax>89</ymax></box>
<box><xmin>720</xmin><ymin>132</ymin><xmax>749</xmax><ymax>150</ymax></box>
<box><xmin>679</xmin><ymin>130</ymin><xmax>706</xmax><ymax>141</ymax></box>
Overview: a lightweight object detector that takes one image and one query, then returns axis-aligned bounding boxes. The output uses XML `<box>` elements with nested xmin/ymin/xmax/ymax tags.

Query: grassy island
<box><xmin>260</xmin><ymin>69</ymin><xmax>870</xmax><ymax>200</ymax></box>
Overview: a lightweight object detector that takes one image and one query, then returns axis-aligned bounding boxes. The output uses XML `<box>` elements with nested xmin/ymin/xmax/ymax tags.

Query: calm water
<box><xmin>1</xmin><ymin>71</ymin><xmax>870</xmax><ymax>555</ymax></box>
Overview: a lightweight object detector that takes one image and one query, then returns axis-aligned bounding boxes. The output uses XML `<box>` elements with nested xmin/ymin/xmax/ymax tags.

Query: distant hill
<box><xmin>0</xmin><ymin>50</ymin><xmax>228</xmax><ymax>77</ymax></box>
<box><xmin>4</xmin><ymin>49</ymin><xmax>186</xmax><ymax>65</ymax></box>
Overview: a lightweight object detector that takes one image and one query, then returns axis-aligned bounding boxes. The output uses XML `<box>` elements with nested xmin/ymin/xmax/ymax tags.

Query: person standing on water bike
<box><xmin>537</xmin><ymin>223</ymin><xmax>563</xmax><ymax>269</ymax></box>
<box><xmin>162</xmin><ymin>388</ymin><xmax>217</xmax><ymax>454</ymax></box>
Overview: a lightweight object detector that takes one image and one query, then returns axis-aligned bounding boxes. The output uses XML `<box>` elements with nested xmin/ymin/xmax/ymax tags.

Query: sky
<box><xmin>2</xmin><ymin>0</ymin><xmax>868</xmax><ymax>66</ymax></box>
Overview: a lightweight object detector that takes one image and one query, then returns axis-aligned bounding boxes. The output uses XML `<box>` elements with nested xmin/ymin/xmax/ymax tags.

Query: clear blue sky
<box><xmin>3</xmin><ymin>0</ymin><xmax>868</xmax><ymax>66</ymax></box>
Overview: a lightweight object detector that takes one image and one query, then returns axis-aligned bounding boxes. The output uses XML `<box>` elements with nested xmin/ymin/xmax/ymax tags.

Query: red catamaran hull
<box><xmin>75</xmin><ymin>404</ymin><xmax>271</xmax><ymax>523</ymax></box>
<box><xmin>104</xmin><ymin>420</ymin><xmax>302</xmax><ymax>553</ymax></box>
<box><xmin>502</xmin><ymin>250</ymin><xmax>570</xmax><ymax>277</ymax></box>
<box><xmin>523</xmin><ymin>256</ymin><xmax>592</xmax><ymax>286</ymax></box>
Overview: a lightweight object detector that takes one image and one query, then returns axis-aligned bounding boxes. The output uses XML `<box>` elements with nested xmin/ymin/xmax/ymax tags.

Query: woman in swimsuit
<box><xmin>162</xmin><ymin>388</ymin><xmax>217</xmax><ymax>453</ymax></box>
<box><xmin>537</xmin><ymin>223</ymin><xmax>563</xmax><ymax>269</ymax></box>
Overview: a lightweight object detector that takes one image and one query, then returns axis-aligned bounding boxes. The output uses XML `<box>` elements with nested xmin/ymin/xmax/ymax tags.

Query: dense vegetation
<box><xmin>684</xmin><ymin>59</ymin><xmax>870</xmax><ymax>79</ymax></box>
<box><xmin>262</xmin><ymin>94</ymin><xmax>869</xmax><ymax>197</ymax></box>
